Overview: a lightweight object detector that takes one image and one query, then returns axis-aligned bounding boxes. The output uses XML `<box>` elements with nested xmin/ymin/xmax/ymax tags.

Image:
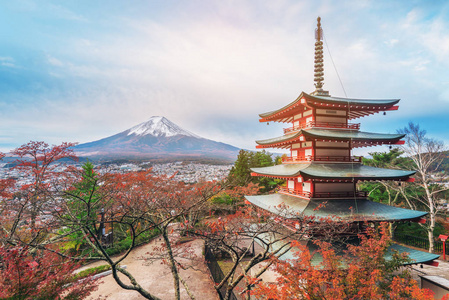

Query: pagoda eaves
<box><xmin>250</xmin><ymin>163</ymin><xmax>415</xmax><ymax>181</ymax></box>
<box><xmin>259</xmin><ymin>92</ymin><xmax>399</xmax><ymax>123</ymax></box>
<box><xmin>255</xmin><ymin>129</ymin><xmax>405</xmax><ymax>149</ymax></box>
<box><xmin>245</xmin><ymin>193</ymin><xmax>426</xmax><ymax>222</ymax></box>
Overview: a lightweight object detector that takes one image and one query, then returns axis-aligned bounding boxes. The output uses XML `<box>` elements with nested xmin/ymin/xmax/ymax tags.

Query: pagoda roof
<box><xmin>251</xmin><ymin>163</ymin><xmax>415</xmax><ymax>180</ymax></box>
<box><xmin>255</xmin><ymin>128</ymin><xmax>405</xmax><ymax>149</ymax></box>
<box><xmin>255</xmin><ymin>232</ymin><xmax>439</xmax><ymax>266</ymax></box>
<box><xmin>259</xmin><ymin>92</ymin><xmax>400</xmax><ymax>122</ymax></box>
<box><xmin>245</xmin><ymin>193</ymin><xmax>427</xmax><ymax>222</ymax></box>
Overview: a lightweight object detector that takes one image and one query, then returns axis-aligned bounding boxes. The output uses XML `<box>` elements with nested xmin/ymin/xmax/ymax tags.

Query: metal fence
<box><xmin>204</xmin><ymin>245</ymin><xmax>239</xmax><ymax>300</ymax></box>
<box><xmin>393</xmin><ymin>233</ymin><xmax>449</xmax><ymax>256</ymax></box>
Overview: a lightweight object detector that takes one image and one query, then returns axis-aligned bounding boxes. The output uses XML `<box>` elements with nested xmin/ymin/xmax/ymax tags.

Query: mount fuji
<box><xmin>74</xmin><ymin>116</ymin><xmax>241</xmax><ymax>162</ymax></box>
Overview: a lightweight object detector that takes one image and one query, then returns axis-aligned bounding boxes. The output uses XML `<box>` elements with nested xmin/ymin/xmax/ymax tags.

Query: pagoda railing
<box><xmin>282</xmin><ymin>156</ymin><xmax>362</xmax><ymax>163</ymax></box>
<box><xmin>313</xmin><ymin>191</ymin><xmax>367</xmax><ymax>198</ymax></box>
<box><xmin>278</xmin><ymin>187</ymin><xmax>311</xmax><ymax>198</ymax></box>
<box><xmin>284</xmin><ymin>121</ymin><xmax>360</xmax><ymax>134</ymax></box>
<box><xmin>278</xmin><ymin>187</ymin><xmax>367</xmax><ymax>198</ymax></box>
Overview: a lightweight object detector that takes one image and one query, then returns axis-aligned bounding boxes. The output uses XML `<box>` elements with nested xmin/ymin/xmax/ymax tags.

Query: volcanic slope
<box><xmin>74</xmin><ymin>116</ymin><xmax>241</xmax><ymax>162</ymax></box>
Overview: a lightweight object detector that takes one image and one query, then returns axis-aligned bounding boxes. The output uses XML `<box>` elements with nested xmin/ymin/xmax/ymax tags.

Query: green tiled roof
<box><xmin>259</xmin><ymin>92</ymin><xmax>400</xmax><ymax>119</ymax></box>
<box><xmin>255</xmin><ymin>129</ymin><xmax>404</xmax><ymax>145</ymax></box>
<box><xmin>256</xmin><ymin>132</ymin><xmax>301</xmax><ymax>145</ymax></box>
<box><xmin>387</xmin><ymin>244</ymin><xmax>440</xmax><ymax>265</ymax></box>
<box><xmin>255</xmin><ymin>233</ymin><xmax>439</xmax><ymax>266</ymax></box>
<box><xmin>305</xmin><ymin>128</ymin><xmax>404</xmax><ymax>141</ymax></box>
<box><xmin>310</xmin><ymin>94</ymin><xmax>400</xmax><ymax>106</ymax></box>
<box><xmin>251</xmin><ymin>163</ymin><xmax>415</xmax><ymax>180</ymax></box>
<box><xmin>251</xmin><ymin>163</ymin><xmax>309</xmax><ymax>177</ymax></box>
<box><xmin>245</xmin><ymin>193</ymin><xmax>310</xmax><ymax>218</ymax></box>
<box><xmin>245</xmin><ymin>193</ymin><xmax>427</xmax><ymax>221</ymax></box>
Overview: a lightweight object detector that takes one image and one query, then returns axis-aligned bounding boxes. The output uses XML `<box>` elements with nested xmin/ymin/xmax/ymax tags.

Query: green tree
<box><xmin>227</xmin><ymin>150</ymin><xmax>282</xmax><ymax>193</ymax></box>
<box><xmin>360</xmin><ymin>148</ymin><xmax>411</xmax><ymax>206</ymax></box>
<box><xmin>61</xmin><ymin>162</ymin><xmax>105</xmax><ymax>255</ymax></box>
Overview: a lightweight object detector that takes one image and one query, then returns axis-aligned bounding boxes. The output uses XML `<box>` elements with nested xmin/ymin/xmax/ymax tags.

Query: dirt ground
<box><xmin>79</xmin><ymin>238</ymin><xmax>220</xmax><ymax>300</ymax></box>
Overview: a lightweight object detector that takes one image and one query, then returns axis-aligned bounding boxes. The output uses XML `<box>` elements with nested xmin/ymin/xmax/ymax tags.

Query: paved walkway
<box><xmin>410</xmin><ymin>258</ymin><xmax>449</xmax><ymax>285</ymax></box>
<box><xmin>80</xmin><ymin>238</ymin><xmax>219</xmax><ymax>300</ymax></box>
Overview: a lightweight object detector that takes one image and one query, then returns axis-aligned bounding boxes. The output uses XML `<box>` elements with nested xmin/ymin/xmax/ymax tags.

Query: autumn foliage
<box><xmin>1</xmin><ymin>142</ymin><xmax>445</xmax><ymax>299</ymax></box>
<box><xmin>250</xmin><ymin>223</ymin><xmax>435</xmax><ymax>300</ymax></box>
<box><xmin>0</xmin><ymin>246</ymin><xmax>98</xmax><ymax>299</ymax></box>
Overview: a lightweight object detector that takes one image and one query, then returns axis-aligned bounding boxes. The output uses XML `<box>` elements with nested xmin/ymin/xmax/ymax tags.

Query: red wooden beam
<box><xmin>385</xmin><ymin>105</ymin><xmax>399</xmax><ymax>111</ymax></box>
<box><xmin>406</xmin><ymin>177</ymin><xmax>415</xmax><ymax>183</ymax></box>
<box><xmin>423</xmin><ymin>261</ymin><xmax>439</xmax><ymax>267</ymax></box>
<box><xmin>415</xmin><ymin>217</ymin><xmax>426</xmax><ymax>224</ymax></box>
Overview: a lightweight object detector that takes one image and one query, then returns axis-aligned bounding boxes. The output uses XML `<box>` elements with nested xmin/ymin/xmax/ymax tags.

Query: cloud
<box><xmin>0</xmin><ymin>56</ymin><xmax>16</xmax><ymax>68</ymax></box>
<box><xmin>1</xmin><ymin>1</ymin><xmax>449</xmax><ymax>152</ymax></box>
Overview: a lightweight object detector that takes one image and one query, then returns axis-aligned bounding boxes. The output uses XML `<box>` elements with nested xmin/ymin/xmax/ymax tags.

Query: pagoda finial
<box><xmin>312</xmin><ymin>17</ymin><xmax>329</xmax><ymax>96</ymax></box>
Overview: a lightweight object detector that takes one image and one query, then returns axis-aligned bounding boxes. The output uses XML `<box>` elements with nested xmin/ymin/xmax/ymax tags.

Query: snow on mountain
<box><xmin>127</xmin><ymin>116</ymin><xmax>200</xmax><ymax>138</ymax></box>
<box><xmin>74</xmin><ymin>116</ymin><xmax>241</xmax><ymax>162</ymax></box>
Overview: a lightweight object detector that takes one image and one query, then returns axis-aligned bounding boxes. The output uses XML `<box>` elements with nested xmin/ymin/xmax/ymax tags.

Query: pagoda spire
<box><xmin>312</xmin><ymin>17</ymin><xmax>329</xmax><ymax>96</ymax></box>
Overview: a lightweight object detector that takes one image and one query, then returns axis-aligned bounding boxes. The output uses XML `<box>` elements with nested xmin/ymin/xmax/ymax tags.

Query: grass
<box><xmin>74</xmin><ymin>264</ymin><xmax>111</xmax><ymax>280</ymax></box>
<box><xmin>217</xmin><ymin>260</ymin><xmax>235</xmax><ymax>275</ymax></box>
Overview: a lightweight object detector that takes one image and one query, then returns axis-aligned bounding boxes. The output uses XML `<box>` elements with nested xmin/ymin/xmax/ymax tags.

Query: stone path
<box><xmin>80</xmin><ymin>238</ymin><xmax>219</xmax><ymax>300</ymax></box>
<box><xmin>410</xmin><ymin>258</ymin><xmax>449</xmax><ymax>285</ymax></box>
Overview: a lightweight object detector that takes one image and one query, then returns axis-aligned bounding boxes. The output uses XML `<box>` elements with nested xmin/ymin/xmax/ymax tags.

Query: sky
<box><xmin>1</xmin><ymin>0</ymin><xmax>449</xmax><ymax>157</ymax></box>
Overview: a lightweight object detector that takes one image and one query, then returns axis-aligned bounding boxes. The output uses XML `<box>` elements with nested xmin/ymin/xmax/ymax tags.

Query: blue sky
<box><xmin>1</xmin><ymin>0</ymin><xmax>448</xmax><ymax>156</ymax></box>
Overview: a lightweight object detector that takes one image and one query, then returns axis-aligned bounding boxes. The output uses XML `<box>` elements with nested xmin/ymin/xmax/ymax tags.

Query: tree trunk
<box><xmin>424</xmin><ymin>181</ymin><xmax>436</xmax><ymax>253</ymax></box>
<box><xmin>162</xmin><ymin>226</ymin><xmax>181</xmax><ymax>300</ymax></box>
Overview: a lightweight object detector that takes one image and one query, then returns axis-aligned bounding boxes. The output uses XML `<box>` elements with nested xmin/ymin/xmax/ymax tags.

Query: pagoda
<box><xmin>245</xmin><ymin>17</ymin><xmax>439</xmax><ymax>265</ymax></box>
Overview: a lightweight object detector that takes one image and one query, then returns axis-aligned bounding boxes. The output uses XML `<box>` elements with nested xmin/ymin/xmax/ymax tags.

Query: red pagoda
<box><xmin>245</xmin><ymin>17</ymin><xmax>439</xmax><ymax>265</ymax></box>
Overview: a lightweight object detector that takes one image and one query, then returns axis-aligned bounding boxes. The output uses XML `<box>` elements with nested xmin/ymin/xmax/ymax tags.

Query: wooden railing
<box><xmin>313</xmin><ymin>191</ymin><xmax>367</xmax><ymax>198</ymax></box>
<box><xmin>278</xmin><ymin>187</ymin><xmax>311</xmax><ymax>198</ymax></box>
<box><xmin>282</xmin><ymin>156</ymin><xmax>362</xmax><ymax>163</ymax></box>
<box><xmin>278</xmin><ymin>187</ymin><xmax>367</xmax><ymax>199</ymax></box>
<box><xmin>284</xmin><ymin>121</ymin><xmax>360</xmax><ymax>134</ymax></box>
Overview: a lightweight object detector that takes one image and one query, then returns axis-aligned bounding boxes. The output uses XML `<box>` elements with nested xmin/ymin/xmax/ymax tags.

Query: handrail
<box><xmin>284</xmin><ymin>121</ymin><xmax>360</xmax><ymax>134</ymax></box>
<box><xmin>278</xmin><ymin>187</ymin><xmax>311</xmax><ymax>198</ymax></box>
<box><xmin>282</xmin><ymin>156</ymin><xmax>362</xmax><ymax>163</ymax></box>
<box><xmin>278</xmin><ymin>187</ymin><xmax>367</xmax><ymax>198</ymax></box>
<box><xmin>313</xmin><ymin>191</ymin><xmax>367</xmax><ymax>198</ymax></box>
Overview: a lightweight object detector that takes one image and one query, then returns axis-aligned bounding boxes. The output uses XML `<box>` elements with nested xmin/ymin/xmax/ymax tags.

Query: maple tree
<box><xmin>0</xmin><ymin>152</ymin><xmax>14</xmax><ymax>199</ymax></box>
<box><xmin>52</xmin><ymin>165</ymin><xmax>221</xmax><ymax>300</ymax></box>
<box><xmin>196</xmin><ymin>204</ymin><xmax>352</xmax><ymax>300</ymax></box>
<box><xmin>250</xmin><ymin>222</ymin><xmax>437</xmax><ymax>300</ymax></box>
<box><xmin>2</xmin><ymin>141</ymin><xmax>77</xmax><ymax>245</ymax></box>
<box><xmin>2</xmin><ymin>141</ymin><xmax>221</xmax><ymax>300</ymax></box>
<box><xmin>0</xmin><ymin>144</ymin><xmax>99</xmax><ymax>300</ymax></box>
<box><xmin>0</xmin><ymin>245</ymin><xmax>98</xmax><ymax>299</ymax></box>
<box><xmin>0</xmin><ymin>152</ymin><xmax>15</xmax><ymax>242</ymax></box>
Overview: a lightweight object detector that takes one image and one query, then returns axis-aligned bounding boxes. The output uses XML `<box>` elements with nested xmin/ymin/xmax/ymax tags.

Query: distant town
<box><xmin>0</xmin><ymin>160</ymin><xmax>233</xmax><ymax>185</ymax></box>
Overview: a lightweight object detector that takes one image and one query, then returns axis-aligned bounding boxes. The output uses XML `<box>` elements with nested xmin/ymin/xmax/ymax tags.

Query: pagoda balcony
<box><xmin>313</xmin><ymin>191</ymin><xmax>368</xmax><ymax>198</ymax></box>
<box><xmin>282</xmin><ymin>155</ymin><xmax>363</xmax><ymax>163</ymax></box>
<box><xmin>284</xmin><ymin>121</ymin><xmax>360</xmax><ymax>134</ymax></box>
<box><xmin>278</xmin><ymin>187</ymin><xmax>311</xmax><ymax>198</ymax></box>
<box><xmin>278</xmin><ymin>187</ymin><xmax>367</xmax><ymax>199</ymax></box>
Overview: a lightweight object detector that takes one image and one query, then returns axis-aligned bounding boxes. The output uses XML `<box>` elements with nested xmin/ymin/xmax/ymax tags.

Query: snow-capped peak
<box><xmin>127</xmin><ymin>116</ymin><xmax>200</xmax><ymax>138</ymax></box>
